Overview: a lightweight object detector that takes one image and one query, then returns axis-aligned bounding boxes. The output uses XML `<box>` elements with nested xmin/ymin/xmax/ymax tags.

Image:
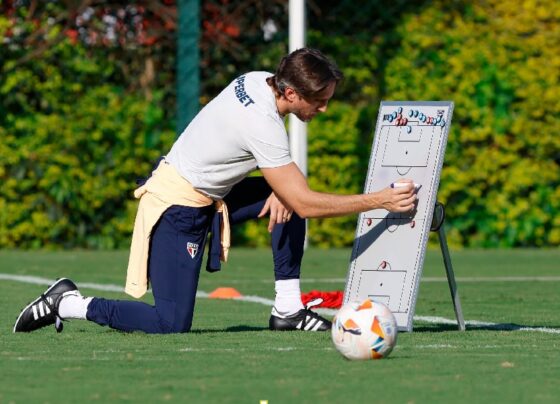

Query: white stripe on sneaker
<box><xmin>304</xmin><ymin>317</ymin><xmax>317</xmax><ymax>330</ymax></box>
<box><xmin>32</xmin><ymin>305</ymin><xmax>39</xmax><ymax>320</ymax></box>
<box><xmin>38</xmin><ymin>302</ymin><xmax>45</xmax><ymax>317</ymax></box>
<box><xmin>311</xmin><ymin>321</ymin><xmax>324</xmax><ymax>331</ymax></box>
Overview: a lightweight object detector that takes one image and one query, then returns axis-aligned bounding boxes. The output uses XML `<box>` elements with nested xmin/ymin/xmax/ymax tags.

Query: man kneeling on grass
<box><xmin>14</xmin><ymin>48</ymin><xmax>417</xmax><ymax>334</ymax></box>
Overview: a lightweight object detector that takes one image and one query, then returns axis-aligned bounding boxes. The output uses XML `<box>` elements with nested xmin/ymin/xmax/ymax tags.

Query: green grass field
<box><xmin>1</xmin><ymin>247</ymin><xmax>559</xmax><ymax>403</ymax></box>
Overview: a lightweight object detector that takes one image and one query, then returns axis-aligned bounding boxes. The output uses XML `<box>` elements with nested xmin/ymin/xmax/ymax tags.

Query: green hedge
<box><xmin>0</xmin><ymin>37</ymin><xmax>175</xmax><ymax>249</ymax></box>
<box><xmin>306</xmin><ymin>101</ymin><xmax>372</xmax><ymax>247</ymax></box>
<box><xmin>383</xmin><ymin>0</ymin><xmax>560</xmax><ymax>247</ymax></box>
<box><xmin>2</xmin><ymin>0</ymin><xmax>559</xmax><ymax>249</ymax></box>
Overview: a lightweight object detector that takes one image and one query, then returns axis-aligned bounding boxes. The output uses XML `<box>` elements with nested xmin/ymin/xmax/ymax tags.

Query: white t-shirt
<box><xmin>166</xmin><ymin>71</ymin><xmax>292</xmax><ymax>199</ymax></box>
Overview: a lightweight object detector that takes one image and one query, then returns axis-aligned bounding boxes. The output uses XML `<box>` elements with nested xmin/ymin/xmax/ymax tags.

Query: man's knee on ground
<box><xmin>154</xmin><ymin>299</ymin><xmax>194</xmax><ymax>334</ymax></box>
<box><xmin>158</xmin><ymin>321</ymin><xmax>192</xmax><ymax>334</ymax></box>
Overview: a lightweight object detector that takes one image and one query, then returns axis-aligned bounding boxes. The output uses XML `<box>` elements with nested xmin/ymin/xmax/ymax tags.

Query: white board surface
<box><xmin>343</xmin><ymin>101</ymin><xmax>454</xmax><ymax>331</ymax></box>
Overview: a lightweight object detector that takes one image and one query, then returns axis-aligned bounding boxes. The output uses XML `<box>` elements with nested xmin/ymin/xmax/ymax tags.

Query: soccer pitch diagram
<box><xmin>344</xmin><ymin>101</ymin><xmax>454</xmax><ymax>331</ymax></box>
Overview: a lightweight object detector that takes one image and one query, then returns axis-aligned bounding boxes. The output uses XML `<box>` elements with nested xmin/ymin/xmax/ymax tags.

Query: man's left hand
<box><xmin>258</xmin><ymin>192</ymin><xmax>294</xmax><ymax>232</ymax></box>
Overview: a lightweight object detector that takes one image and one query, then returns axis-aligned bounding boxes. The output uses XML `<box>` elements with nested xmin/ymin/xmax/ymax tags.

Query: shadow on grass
<box><xmin>191</xmin><ymin>325</ymin><xmax>269</xmax><ymax>333</ymax></box>
<box><xmin>468</xmin><ymin>323</ymin><xmax>560</xmax><ymax>332</ymax></box>
<box><xmin>413</xmin><ymin>323</ymin><xmax>560</xmax><ymax>333</ymax></box>
<box><xmin>68</xmin><ymin>325</ymin><xmax>269</xmax><ymax>335</ymax></box>
<box><xmin>412</xmin><ymin>324</ymin><xmax>461</xmax><ymax>333</ymax></box>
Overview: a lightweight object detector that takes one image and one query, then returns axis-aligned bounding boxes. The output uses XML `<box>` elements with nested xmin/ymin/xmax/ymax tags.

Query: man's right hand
<box><xmin>373</xmin><ymin>180</ymin><xmax>418</xmax><ymax>213</ymax></box>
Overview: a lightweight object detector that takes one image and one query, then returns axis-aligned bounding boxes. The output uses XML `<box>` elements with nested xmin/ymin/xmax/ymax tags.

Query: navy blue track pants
<box><xmin>86</xmin><ymin>177</ymin><xmax>305</xmax><ymax>334</ymax></box>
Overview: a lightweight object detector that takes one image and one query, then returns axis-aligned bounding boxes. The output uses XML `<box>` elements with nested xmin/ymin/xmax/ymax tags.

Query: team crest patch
<box><xmin>187</xmin><ymin>242</ymin><xmax>199</xmax><ymax>258</ymax></box>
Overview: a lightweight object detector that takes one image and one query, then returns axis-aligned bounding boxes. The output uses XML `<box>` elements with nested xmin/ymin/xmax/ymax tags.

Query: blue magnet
<box><xmin>388</xmin><ymin>115</ymin><xmax>394</xmax><ymax>122</ymax></box>
<box><xmin>408</xmin><ymin>109</ymin><xmax>414</xmax><ymax>117</ymax></box>
<box><xmin>414</xmin><ymin>110</ymin><xmax>419</xmax><ymax>118</ymax></box>
<box><xmin>440</xmin><ymin>120</ymin><xmax>446</xmax><ymax>127</ymax></box>
<box><xmin>398</xmin><ymin>107</ymin><xmax>403</xmax><ymax>114</ymax></box>
<box><xmin>406</xmin><ymin>126</ymin><xmax>412</xmax><ymax>133</ymax></box>
<box><xmin>392</xmin><ymin>111</ymin><xmax>397</xmax><ymax>119</ymax></box>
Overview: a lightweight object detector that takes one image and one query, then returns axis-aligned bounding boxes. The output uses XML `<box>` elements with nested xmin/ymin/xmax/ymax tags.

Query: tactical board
<box><xmin>343</xmin><ymin>101</ymin><xmax>454</xmax><ymax>331</ymax></box>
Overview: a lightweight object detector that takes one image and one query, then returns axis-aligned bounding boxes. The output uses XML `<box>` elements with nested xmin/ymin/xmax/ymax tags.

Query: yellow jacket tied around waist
<box><xmin>125</xmin><ymin>160</ymin><xmax>230</xmax><ymax>298</ymax></box>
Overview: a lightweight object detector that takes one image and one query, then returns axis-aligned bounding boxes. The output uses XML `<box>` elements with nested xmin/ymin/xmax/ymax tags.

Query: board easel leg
<box><xmin>432</xmin><ymin>202</ymin><xmax>466</xmax><ymax>331</ymax></box>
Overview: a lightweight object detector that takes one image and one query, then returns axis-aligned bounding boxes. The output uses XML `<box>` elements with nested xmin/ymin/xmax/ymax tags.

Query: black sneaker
<box><xmin>269</xmin><ymin>299</ymin><xmax>332</xmax><ymax>331</ymax></box>
<box><xmin>13</xmin><ymin>278</ymin><xmax>78</xmax><ymax>333</ymax></box>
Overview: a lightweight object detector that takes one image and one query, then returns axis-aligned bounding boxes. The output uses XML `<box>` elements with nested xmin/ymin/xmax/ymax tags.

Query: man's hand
<box><xmin>374</xmin><ymin>179</ymin><xmax>418</xmax><ymax>213</ymax></box>
<box><xmin>258</xmin><ymin>192</ymin><xmax>294</xmax><ymax>232</ymax></box>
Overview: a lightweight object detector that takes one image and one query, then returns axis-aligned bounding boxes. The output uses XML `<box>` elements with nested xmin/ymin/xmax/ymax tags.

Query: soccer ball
<box><xmin>331</xmin><ymin>298</ymin><xmax>398</xmax><ymax>360</ymax></box>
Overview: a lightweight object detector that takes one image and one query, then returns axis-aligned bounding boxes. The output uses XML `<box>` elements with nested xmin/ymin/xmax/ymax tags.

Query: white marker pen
<box><xmin>391</xmin><ymin>182</ymin><xmax>422</xmax><ymax>190</ymax></box>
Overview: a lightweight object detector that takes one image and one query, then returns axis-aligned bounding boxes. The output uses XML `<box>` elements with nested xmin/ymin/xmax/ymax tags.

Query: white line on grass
<box><xmin>177</xmin><ymin>346</ymin><xmax>333</xmax><ymax>352</ymax></box>
<box><xmin>424</xmin><ymin>276</ymin><xmax>560</xmax><ymax>282</ymax></box>
<box><xmin>299</xmin><ymin>276</ymin><xmax>560</xmax><ymax>284</ymax></box>
<box><xmin>413</xmin><ymin>315</ymin><xmax>560</xmax><ymax>334</ymax></box>
<box><xmin>2</xmin><ymin>273</ymin><xmax>559</xmax><ymax>334</ymax></box>
<box><xmin>410</xmin><ymin>344</ymin><xmax>500</xmax><ymax>350</ymax></box>
<box><xmin>169</xmin><ymin>276</ymin><xmax>560</xmax><ymax>284</ymax></box>
<box><xmin>0</xmin><ymin>273</ymin><xmax>125</xmax><ymax>292</ymax></box>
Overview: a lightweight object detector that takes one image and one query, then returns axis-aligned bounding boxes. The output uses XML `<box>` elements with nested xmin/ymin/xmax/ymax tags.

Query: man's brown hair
<box><xmin>266</xmin><ymin>48</ymin><xmax>343</xmax><ymax>100</ymax></box>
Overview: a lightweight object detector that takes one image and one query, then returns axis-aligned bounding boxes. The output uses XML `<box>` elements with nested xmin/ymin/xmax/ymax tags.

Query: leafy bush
<box><xmin>383</xmin><ymin>0</ymin><xmax>560</xmax><ymax>247</ymax></box>
<box><xmin>2</xmin><ymin>0</ymin><xmax>559</xmax><ymax>249</ymax></box>
<box><xmin>306</xmin><ymin>101</ymin><xmax>371</xmax><ymax>247</ymax></box>
<box><xmin>0</xmin><ymin>34</ymin><xmax>175</xmax><ymax>248</ymax></box>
